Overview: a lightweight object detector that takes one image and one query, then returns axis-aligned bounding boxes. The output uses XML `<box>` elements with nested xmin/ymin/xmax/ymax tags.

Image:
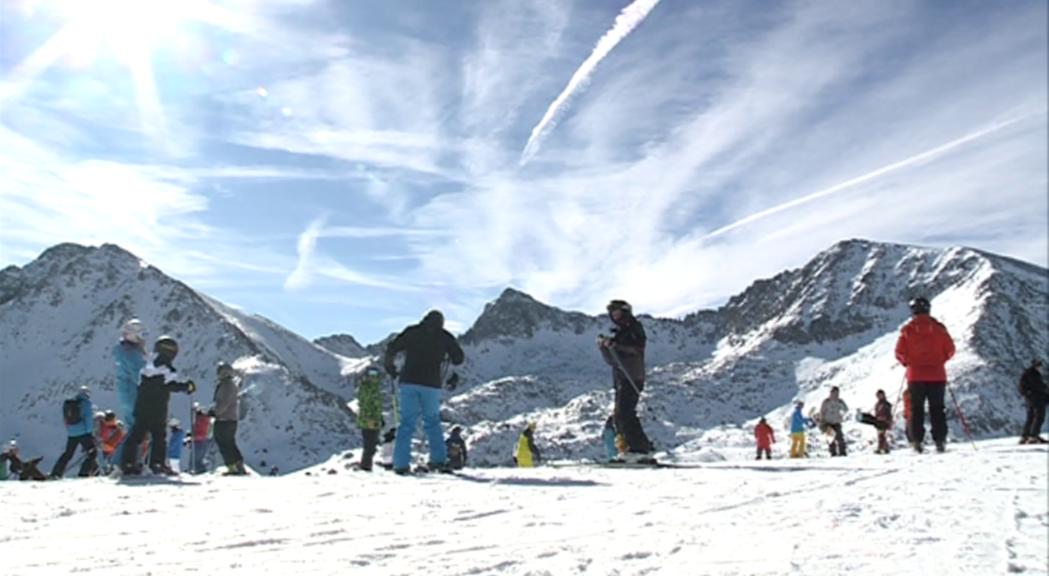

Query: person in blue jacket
<box><xmin>50</xmin><ymin>386</ymin><xmax>98</xmax><ymax>478</ymax></box>
<box><xmin>602</xmin><ymin>415</ymin><xmax>619</xmax><ymax>462</ymax></box>
<box><xmin>167</xmin><ymin>418</ymin><xmax>186</xmax><ymax>474</ymax></box>
<box><xmin>789</xmin><ymin>401</ymin><xmax>815</xmax><ymax>458</ymax></box>
<box><xmin>112</xmin><ymin>319</ymin><xmax>147</xmax><ymax>462</ymax></box>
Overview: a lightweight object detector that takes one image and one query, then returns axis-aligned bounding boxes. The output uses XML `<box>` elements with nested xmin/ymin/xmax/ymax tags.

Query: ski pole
<box><xmin>946</xmin><ymin>384</ymin><xmax>977</xmax><ymax>451</ymax></box>
<box><xmin>604</xmin><ymin>343</ymin><xmax>642</xmax><ymax>396</ymax></box>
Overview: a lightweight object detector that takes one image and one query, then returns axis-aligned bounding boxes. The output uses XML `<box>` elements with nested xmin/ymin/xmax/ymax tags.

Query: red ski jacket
<box><xmin>754</xmin><ymin>422</ymin><xmax>775</xmax><ymax>449</ymax></box>
<box><xmin>192</xmin><ymin>412</ymin><xmax>211</xmax><ymax>442</ymax></box>
<box><xmin>895</xmin><ymin>314</ymin><xmax>955</xmax><ymax>383</ymax></box>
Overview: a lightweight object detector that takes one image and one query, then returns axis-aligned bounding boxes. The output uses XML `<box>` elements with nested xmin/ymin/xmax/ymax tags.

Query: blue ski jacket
<box><xmin>790</xmin><ymin>409</ymin><xmax>812</xmax><ymax>434</ymax></box>
<box><xmin>168</xmin><ymin>428</ymin><xmax>185</xmax><ymax>460</ymax></box>
<box><xmin>65</xmin><ymin>392</ymin><xmax>94</xmax><ymax>437</ymax></box>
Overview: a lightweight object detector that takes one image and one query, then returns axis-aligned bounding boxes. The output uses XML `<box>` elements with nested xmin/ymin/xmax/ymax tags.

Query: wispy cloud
<box><xmin>519</xmin><ymin>0</ymin><xmax>662</xmax><ymax>166</ymax></box>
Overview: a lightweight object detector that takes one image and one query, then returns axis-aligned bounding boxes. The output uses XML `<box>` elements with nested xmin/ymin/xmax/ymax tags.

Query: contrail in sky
<box><xmin>519</xmin><ymin>0</ymin><xmax>662</xmax><ymax>166</ymax></box>
<box><xmin>702</xmin><ymin>115</ymin><xmax>1033</xmax><ymax>241</ymax></box>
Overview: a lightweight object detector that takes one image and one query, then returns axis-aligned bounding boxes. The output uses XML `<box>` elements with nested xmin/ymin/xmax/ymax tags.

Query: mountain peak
<box><xmin>460</xmin><ymin>288</ymin><xmax>592</xmax><ymax>344</ymax></box>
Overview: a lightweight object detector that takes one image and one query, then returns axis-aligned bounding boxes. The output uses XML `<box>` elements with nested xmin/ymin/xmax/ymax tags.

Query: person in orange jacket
<box><xmin>895</xmin><ymin>296</ymin><xmax>955</xmax><ymax>453</ymax></box>
<box><xmin>98</xmin><ymin>411</ymin><xmax>125</xmax><ymax>471</ymax></box>
<box><xmin>754</xmin><ymin>417</ymin><xmax>775</xmax><ymax>460</ymax></box>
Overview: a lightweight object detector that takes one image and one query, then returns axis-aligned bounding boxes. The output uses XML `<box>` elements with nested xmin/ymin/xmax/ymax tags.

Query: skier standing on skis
<box><xmin>120</xmin><ymin>337</ymin><xmax>196</xmax><ymax>475</ymax></box>
<box><xmin>789</xmin><ymin>402</ymin><xmax>813</xmax><ymax>458</ymax></box>
<box><xmin>112</xmin><ymin>319</ymin><xmax>147</xmax><ymax>463</ymax></box>
<box><xmin>445</xmin><ymin>426</ymin><xmax>467</xmax><ymax>470</ymax></box>
<box><xmin>895</xmin><ymin>296</ymin><xmax>956</xmax><ymax>453</ymax></box>
<box><xmin>754</xmin><ymin>417</ymin><xmax>775</xmax><ymax>460</ymax></box>
<box><xmin>515</xmin><ymin>422</ymin><xmax>542</xmax><ymax>467</ymax></box>
<box><xmin>819</xmin><ymin>387</ymin><xmax>849</xmax><ymax>457</ymax></box>
<box><xmin>383</xmin><ymin>310</ymin><xmax>465</xmax><ymax>474</ymax></box>
<box><xmin>355</xmin><ymin>366</ymin><xmax>384</xmax><ymax>471</ymax></box>
<box><xmin>50</xmin><ymin>386</ymin><xmax>98</xmax><ymax>478</ymax></box>
<box><xmin>1019</xmin><ymin>359</ymin><xmax>1048</xmax><ymax>444</ymax></box>
<box><xmin>98</xmin><ymin>411</ymin><xmax>125</xmax><ymax>472</ymax></box>
<box><xmin>190</xmin><ymin>403</ymin><xmax>211</xmax><ymax>474</ymax></box>
<box><xmin>598</xmin><ymin>300</ymin><xmax>653</xmax><ymax>462</ymax></box>
<box><xmin>858</xmin><ymin>390</ymin><xmax>894</xmax><ymax>454</ymax></box>
<box><xmin>212</xmin><ymin>362</ymin><xmax>246</xmax><ymax>476</ymax></box>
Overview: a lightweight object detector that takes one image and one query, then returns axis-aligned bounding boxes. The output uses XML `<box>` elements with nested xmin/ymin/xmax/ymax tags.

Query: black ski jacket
<box><xmin>1020</xmin><ymin>366</ymin><xmax>1048</xmax><ymax>402</ymax></box>
<box><xmin>384</xmin><ymin>312</ymin><xmax>465</xmax><ymax>389</ymax></box>
<box><xmin>133</xmin><ymin>359</ymin><xmax>194</xmax><ymax>426</ymax></box>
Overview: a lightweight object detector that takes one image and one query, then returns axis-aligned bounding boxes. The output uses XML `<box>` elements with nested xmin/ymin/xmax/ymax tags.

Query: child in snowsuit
<box><xmin>515</xmin><ymin>422</ymin><xmax>542</xmax><ymax>467</ymax></box>
<box><xmin>754</xmin><ymin>417</ymin><xmax>775</xmax><ymax>460</ymax></box>
<box><xmin>789</xmin><ymin>402</ymin><xmax>814</xmax><ymax>458</ymax></box>
<box><xmin>98</xmin><ymin>411</ymin><xmax>125</xmax><ymax>472</ymax></box>
<box><xmin>121</xmin><ymin>337</ymin><xmax>196</xmax><ymax>476</ymax></box>
<box><xmin>858</xmin><ymin>390</ymin><xmax>894</xmax><ymax>454</ymax></box>
<box><xmin>356</xmin><ymin>367</ymin><xmax>384</xmax><ymax>471</ymax></box>
<box><xmin>51</xmin><ymin>387</ymin><xmax>99</xmax><ymax>478</ymax></box>
<box><xmin>191</xmin><ymin>403</ymin><xmax>211</xmax><ymax>474</ymax></box>
<box><xmin>167</xmin><ymin>419</ymin><xmax>185</xmax><ymax>474</ymax></box>
<box><xmin>445</xmin><ymin>426</ymin><xmax>468</xmax><ymax>470</ymax></box>
<box><xmin>602</xmin><ymin>415</ymin><xmax>619</xmax><ymax>462</ymax></box>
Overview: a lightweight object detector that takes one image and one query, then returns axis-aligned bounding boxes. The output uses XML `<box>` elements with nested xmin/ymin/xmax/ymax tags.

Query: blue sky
<box><xmin>1</xmin><ymin>0</ymin><xmax>1046</xmax><ymax>344</ymax></box>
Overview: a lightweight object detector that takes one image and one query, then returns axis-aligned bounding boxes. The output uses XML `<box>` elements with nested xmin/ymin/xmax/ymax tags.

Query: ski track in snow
<box><xmin>1</xmin><ymin>439</ymin><xmax>1045</xmax><ymax>576</ymax></box>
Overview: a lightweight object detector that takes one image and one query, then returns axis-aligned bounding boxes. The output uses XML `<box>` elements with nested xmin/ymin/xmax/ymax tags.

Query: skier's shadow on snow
<box><xmin>453</xmin><ymin>474</ymin><xmax>604</xmax><ymax>488</ymax></box>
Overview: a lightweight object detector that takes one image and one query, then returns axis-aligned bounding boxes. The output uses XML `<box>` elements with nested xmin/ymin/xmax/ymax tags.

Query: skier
<box><xmin>355</xmin><ymin>366</ymin><xmax>384</xmax><ymax>471</ymax></box>
<box><xmin>112</xmin><ymin>318</ymin><xmax>147</xmax><ymax>463</ymax></box>
<box><xmin>98</xmin><ymin>411</ymin><xmax>125</xmax><ymax>472</ymax></box>
<box><xmin>212</xmin><ymin>362</ymin><xmax>246</xmax><ymax>476</ymax></box>
<box><xmin>515</xmin><ymin>422</ymin><xmax>542</xmax><ymax>467</ymax></box>
<box><xmin>858</xmin><ymin>390</ymin><xmax>894</xmax><ymax>454</ymax></box>
<box><xmin>190</xmin><ymin>403</ymin><xmax>211</xmax><ymax>474</ymax></box>
<box><xmin>1</xmin><ymin>441</ymin><xmax>47</xmax><ymax>481</ymax></box>
<box><xmin>598</xmin><ymin>299</ymin><xmax>653</xmax><ymax>463</ymax></box>
<box><xmin>120</xmin><ymin>337</ymin><xmax>196</xmax><ymax>476</ymax></box>
<box><xmin>167</xmin><ymin>418</ymin><xmax>186</xmax><ymax>473</ymax></box>
<box><xmin>383</xmin><ymin>310</ymin><xmax>465</xmax><ymax>475</ymax></box>
<box><xmin>602</xmin><ymin>415</ymin><xmax>619</xmax><ymax>463</ymax></box>
<box><xmin>445</xmin><ymin>426</ymin><xmax>468</xmax><ymax>470</ymax></box>
<box><xmin>754</xmin><ymin>417</ymin><xmax>775</xmax><ymax>460</ymax></box>
<box><xmin>0</xmin><ymin>441</ymin><xmax>13</xmax><ymax>480</ymax></box>
<box><xmin>789</xmin><ymin>402</ymin><xmax>814</xmax><ymax>458</ymax></box>
<box><xmin>819</xmin><ymin>387</ymin><xmax>849</xmax><ymax>457</ymax></box>
<box><xmin>50</xmin><ymin>386</ymin><xmax>98</xmax><ymax>478</ymax></box>
<box><xmin>1019</xmin><ymin>359</ymin><xmax>1048</xmax><ymax>444</ymax></box>
<box><xmin>895</xmin><ymin>297</ymin><xmax>956</xmax><ymax>453</ymax></box>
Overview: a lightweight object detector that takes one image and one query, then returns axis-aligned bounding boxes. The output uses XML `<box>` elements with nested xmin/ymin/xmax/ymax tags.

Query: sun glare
<box><xmin>52</xmin><ymin>0</ymin><xmax>193</xmax><ymax>66</ymax></box>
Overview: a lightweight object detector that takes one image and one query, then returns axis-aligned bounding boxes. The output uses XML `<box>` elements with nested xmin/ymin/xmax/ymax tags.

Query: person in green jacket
<box><xmin>356</xmin><ymin>366</ymin><xmax>384</xmax><ymax>471</ymax></box>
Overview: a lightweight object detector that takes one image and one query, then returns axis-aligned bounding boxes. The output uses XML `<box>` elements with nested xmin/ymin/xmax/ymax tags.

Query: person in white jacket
<box><xmin>819</xmin><ymin>387</ymin><xmax>849</xmax><ymax>457</ymax></box>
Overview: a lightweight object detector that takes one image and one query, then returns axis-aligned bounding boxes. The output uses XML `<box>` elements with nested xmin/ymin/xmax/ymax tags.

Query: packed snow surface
<box><xmin>2</xmin><ymin>438</ymin><xmax>1045</xmax><ymax>576</ymax></box>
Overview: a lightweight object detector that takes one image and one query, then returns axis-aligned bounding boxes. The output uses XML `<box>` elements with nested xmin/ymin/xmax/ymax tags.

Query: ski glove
<box><xmin>444</xmin><ymin>372</ymin><xmax>460</xmax><ymax>391</ymax></box>
<box><xmin>186</xmin><ymin>381</ymin><xmax>197</xmax><ymax>394</ymax></box>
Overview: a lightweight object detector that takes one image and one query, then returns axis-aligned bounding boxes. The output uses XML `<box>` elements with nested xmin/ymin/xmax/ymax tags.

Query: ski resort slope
<box><xmin>1</xmin><ymin>439</ymin><xmax>1045</xmax><ymax>576</ymax></box>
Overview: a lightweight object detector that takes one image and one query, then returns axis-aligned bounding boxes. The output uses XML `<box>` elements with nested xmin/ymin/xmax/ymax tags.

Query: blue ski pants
<box><xmin>393</xmin><ymin>383</ymin><xmax>446</xmax><ymax>470</ymax></box>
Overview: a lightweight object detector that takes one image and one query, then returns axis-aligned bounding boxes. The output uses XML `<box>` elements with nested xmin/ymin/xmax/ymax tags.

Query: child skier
<box><xmin>167</xmin><ymin>419</ymin><xmax>186</xmax><ymax>474</ymax></box>
<box><xmin>191</xmin><ymin>403</ymin><xmax>211</xmax><ymax>474</ymax></box>
<box><xmin>754</xmin><ymin>417</ymin><xmax>775</xmax><ymax>460</ymax></box>
<box><xmin>445</xmin><ymin>426</ymin><xmax>468</xmax><ymax>470</ymax></box>
<box><xmin>356</xmin><ymin>366</ymin><xmax>384</xmax><ymax>471</ymax></box>
<box><xmin>789</xmin><ymin>402</ymin><xmax>814</xmax><ymax>458</ymax></box>
<box><xmin>98</xmin><ymin>411</ymin><xmax>125</xmax><ymax>472</ymax></box>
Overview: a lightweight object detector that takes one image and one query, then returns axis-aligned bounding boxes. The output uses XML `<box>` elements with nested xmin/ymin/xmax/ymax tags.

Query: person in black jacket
<box><xmin>384</xmin><ymin>310</ymin><xmax>464</xmax><ymax>474</ymax></box>
<box><xmin>1019</xmin><ymin>359</ymin><xmax>1048</xmax><ymax>444</ymax></box>
<box><xmin>445</xmin><ymin>426</ymin><xmax>467</xmax><ymax>470</ymax></box>
<box><xmin>598</xmin><ymin>300</ymin><xmax>653</xmax><ymax>461</ymax></box>
<box><xmin>120</xmin><ymin>336</ymin><xmax>196</xmax><ymax>476</ymax></box>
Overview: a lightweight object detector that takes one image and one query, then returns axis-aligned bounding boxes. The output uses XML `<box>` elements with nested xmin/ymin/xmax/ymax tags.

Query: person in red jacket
<box><xmin>754</xmin><ymin>417</ymin><xmax>775</xmax><ymax>460</ymax></box>
<box><xmin>895</xmin><ymin>296</ymin><xmax>955</xmax><ymax>453</ymax></box>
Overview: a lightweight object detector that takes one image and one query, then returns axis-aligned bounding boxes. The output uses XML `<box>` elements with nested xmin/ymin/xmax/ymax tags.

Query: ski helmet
<box><xmin>909</xmin><ymin>297</ymin><xmax>931</xmax><ymax>315</ymax></box>
<box><xmin>3</xmin><ymin>440</ymin><xmax>15</xmax><ymax>454</ymax></box>
<box><xmin>94</xmin><ymin>411</ymin><xmax>105</xmax><ymax>421</ymax></box>
<box><xmin>154</xmin><ymin>336</ymin><xmax>179</xmax><ymax>361</ymax></box>
<box><xmin>217</xmin><ymin>362</ymin><xmax>235</xmax><ymax>379</ymax></box>
<box><xmin>121</xmin><ymin>319</ymin><xmax>146</xmax><ymax>345</ymax></box>
<box><xmin>80</xmin><ymin>385</ymin><xmax>90</xmax><ymax>396</ymax></box>
<box><xmin>169</xmin><ymin>418</ymin><xmax>180</xmax><ymax>428</ymax></box>
<box><xmin>607</xmin><ymin>300</ymin><xmax>632</xmax><ymax>314</ymax></box>
<box><xmin>104</xmin><ymin>410</ymin><xmax>116</xmax><ymax>421</ymax></box>
<box><xmin>116</xmin><ymin>421</ymin><xmax>125</xmax><ymax>429</ymax></box>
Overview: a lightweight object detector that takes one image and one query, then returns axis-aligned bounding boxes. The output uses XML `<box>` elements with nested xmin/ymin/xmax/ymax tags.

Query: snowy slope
<box><xmin>1</xmin><ymin>438</ymin><xmax>1045</xmax><ymax>576</ymax></box>
<box><xmin>0</xmin><ymin>244</ymin><xmax>362</xmax><ymax>472</ymax></box>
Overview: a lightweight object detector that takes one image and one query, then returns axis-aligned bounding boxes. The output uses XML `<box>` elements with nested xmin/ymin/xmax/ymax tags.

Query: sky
<box><xmin>0</xmin><ymin>0</ymin><xmax>1046</xmax><ymax>345</ymax></box>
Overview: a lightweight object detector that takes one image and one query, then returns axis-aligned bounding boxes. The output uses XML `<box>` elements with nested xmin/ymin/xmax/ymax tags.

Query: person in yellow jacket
<box><xmin>514</xmin><ymin>422</ymin><xmax>542</xmax><ymax>467</ymax></box>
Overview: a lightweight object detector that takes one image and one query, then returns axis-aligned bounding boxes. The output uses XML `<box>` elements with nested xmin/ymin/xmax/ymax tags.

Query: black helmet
<box><xmin>607</xmin><ymin>299</ymin><xmax>632</xmax><ymax>314</ymax></box>
<box><xmin>104</xmin><ymin>410</ymin><xmax>116</xmax><ymax>421</ymax></box>
<box><xmin>154</xmin><ymin>336</ymin><xmax>178</xmax><ymax>361</ymax></box>
<box><xmin>909</xmin><ymin>297</ymin><xmax>931</xmax><ymax>315</ymax></box>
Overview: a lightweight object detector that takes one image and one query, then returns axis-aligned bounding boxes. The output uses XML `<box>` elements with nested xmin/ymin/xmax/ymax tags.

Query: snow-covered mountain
<box><xmin>2</xmin><ymin>239</ymin><xmax>1045</xmax><ymax>472</ymax></box>
<box><xmin>0</xmin><ymin>243</ymin><xmax>369</xmax><ymax>473</ymax></box>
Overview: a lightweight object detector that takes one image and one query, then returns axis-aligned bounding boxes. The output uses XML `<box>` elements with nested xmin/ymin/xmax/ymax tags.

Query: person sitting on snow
<box><xmin>2</xmin><ymin>441</ymin><xmax>47</xmax><ymax>481</ymax></box>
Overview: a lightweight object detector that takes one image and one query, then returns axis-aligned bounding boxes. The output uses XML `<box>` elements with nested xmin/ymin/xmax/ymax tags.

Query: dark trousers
<box><xmin>756</xmin><ymin>447</ymin><xmax>771</xmax><ymax>460</ymax></box>
<box><xmin>214</xmin><ymin>420</ymin><xmax>243</xmax><ymax>466</ymax></box>
<box><xmin>360</xmin><ymin>428</ymin><xmax>379</xmax><ymax>470</ymax></box>
<box><xmin>51</xmin><ymin>434</ymin><xmax>97</xmax><ymax>477</ymax></box>
<box><xmin>1022</xmin><ymin>400</ymin><xmax>1046</xmax><ymax>438</ymax></box>
<box><xmin>909</xmin><ymin>382</ymin><xmax>947</xmax><ymax>445</ymax></box>
<box><xmin>614</xmin><ymin>375</ymin><xmax>652</xmax><ymax>454</ymax></box>
<box><xmin>122</xmin><ymin>417</ymin><xmax>167</xmax><ymax>470</ymax></box>
<box><xmin>827</xmin><ymin>423</ymin><xmax>847</xmax><ymax>456</ymax></box>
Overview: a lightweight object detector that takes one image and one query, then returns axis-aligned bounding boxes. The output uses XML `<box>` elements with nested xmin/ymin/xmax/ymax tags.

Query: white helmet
<box><xmin>3</xmin><ymin>440</ymin><xmax>15</xmax><ymax>454</ymax></box>
<box><xmin>121</xmin><ymin>319</ymin><xmax>146</xmax><ymax>345</ymax></box>
<box><xmin>168</xmin><ymin>418</ymin><xmax>181</xmax><ymax>428</ymax></box>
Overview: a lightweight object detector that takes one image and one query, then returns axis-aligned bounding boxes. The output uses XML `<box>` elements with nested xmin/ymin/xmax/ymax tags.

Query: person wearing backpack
<box><xmin>1019</xmin><ymin>359</ymin><xmax>1048</xmax><ymax>444</ymax></box>
<box><xmin>445</xmin><ymin>426</ymin><xmax>467</xmax><ymax>470</ymax></box>
<box><xmin>355</xmin><ymin>367</ymin><xmax>384</xmax><ymax>471</ymax></box>
<box><xmin>50</xmin><ymin>386</ymin><xmax>98</xmax><ymax>478</ymax></box>
<box><xmin>120</xmin><ymin>337</ymin><xmax>196</xmax><ymax>476</ymax></box>
<box><xmin>895</xmin><ymin>297</ymin><xmax>956</xmax><ymax>453</ymax></box>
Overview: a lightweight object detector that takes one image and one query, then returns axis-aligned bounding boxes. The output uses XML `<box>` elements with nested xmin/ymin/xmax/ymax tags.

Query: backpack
<box><xmin>62</xmin><ymin>398</ymin><xmax>82</xmax><ymax>426</ymax></box>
